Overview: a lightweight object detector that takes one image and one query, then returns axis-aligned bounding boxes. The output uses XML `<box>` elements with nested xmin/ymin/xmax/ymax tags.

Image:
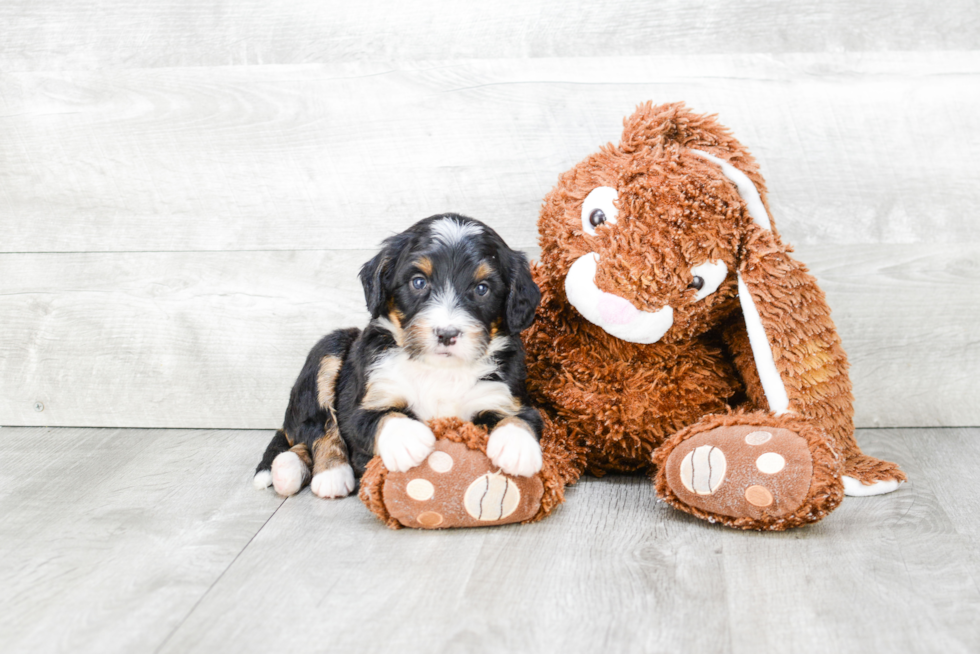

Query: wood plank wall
<box><xmin>1</xmin><ymin>2</ymin><xmax>977</xmax><ymax>429</ymax></box>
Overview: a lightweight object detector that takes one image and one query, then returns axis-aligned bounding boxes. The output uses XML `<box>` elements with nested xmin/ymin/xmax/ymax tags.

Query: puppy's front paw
<box><xmin>377</xmin><ymin>417</ymin><xmax>436</xmax><ymax>472</ymax></box>
<box><xmin>487</xmin><ymin>423</ymin><xmax>542</xmax><ymax>477</ymax></box>
<box><xmin>311</xmin><ymin>464</ymin><xmax>356</xmax><ymax>499</ymax></box>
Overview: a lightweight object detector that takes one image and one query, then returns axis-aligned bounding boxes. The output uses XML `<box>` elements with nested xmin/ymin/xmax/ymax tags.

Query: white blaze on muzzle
<box><xmin>564</xmin><ymin>252</ymin><xmax>674</xmax><ymax>345</ymax></box>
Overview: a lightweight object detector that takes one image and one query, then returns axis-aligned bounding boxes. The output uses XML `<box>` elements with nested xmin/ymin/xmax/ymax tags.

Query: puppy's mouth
<box><xmin>404</xmin><ymin>320</ymin><xmax>488</xmax><ymax>363</ymax></box>
<box><xmin>564</xmin><ymin>252</ymin><xmax>674</xmax><ymax>344</ymax></box>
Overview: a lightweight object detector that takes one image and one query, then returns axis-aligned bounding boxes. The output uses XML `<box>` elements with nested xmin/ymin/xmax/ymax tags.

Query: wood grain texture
<box><xmin>722</xmin><ymin>429</ymin><xmax>980</xmax><ymax>654</ymax></box>
<box><xmin>1</xmin><ymin>244</ymin><xmax>976</xmax><ymax>429</ymax></box>
<box><xmin>154</xmin><ymin>428</ymin><xmax>974</xmax><ymax>654</ymax></box>
<box><xmin>0</xmin><ymin>427</ymin><xmax>282</xmax><ymax>654</ymax></box>
<box><xmin>0</xmin><ymin>250</ymin><xmax>370</xmax><ymax>429</ymax></box>
<box><xmin>0</xmin><ymin>427</ymin><xmax>975</xmax><ymax>654</ymax></box>
<box><xmin>2</xmin><ymin>53</ymin><xmax>979</xmax><ymax>253</ymax></box>
<box><xmin>0</xmin><ymin>1</ymin><xmax>975</xmax><ymax>71</ymax></box>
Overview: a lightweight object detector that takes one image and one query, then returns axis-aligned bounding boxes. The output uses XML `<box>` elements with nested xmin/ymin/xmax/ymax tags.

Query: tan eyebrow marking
<box><xmin>415</xmin><ymin>257</ymin><xmax>433</xmax><ymax>276</ymax></box>
<box><xmin>475</xmin><ymin>261</ymin><xmax>494</xmax><ymax>281</ymax></box>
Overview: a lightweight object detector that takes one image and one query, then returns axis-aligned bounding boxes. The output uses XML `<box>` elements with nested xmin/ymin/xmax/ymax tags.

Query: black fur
<box><xmin>256</xmin><ymin>214</ymin><xmax>543</xmax><ymax>486</ymax></box>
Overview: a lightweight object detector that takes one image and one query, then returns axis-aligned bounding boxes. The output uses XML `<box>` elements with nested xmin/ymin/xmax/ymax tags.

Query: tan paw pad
<box><xmin>427</xmin><ymin>451</ymin><xmax>454</xmax><ymax>473</ymax></box>
<box><xmin>745</xmin><ymin>430</ymin><xmax>772</xmax><ymax>445</ymax></box>
<box><xmin>744</xmin><ymin>485</ymin><xmax>774</xmax><ymax>507</ymax></box>
<box><xmin>678</xmin><ymin>446</ymin><xmax>727</xmax><ymax>495</ymax></box>
<box><xmin>755</xmin><ymin>452</ymin><xmax>785</xmax><ymax>474</ymax></box>
<box><xmin>464</xmin><ymin>473</ymin><xmax>521</xmax><ymax>521</ymax></box>
<box><xmin>406</xmin><ymin>478</ymin><xmax>435</xmax><ymax>501</ymax></box>
<box><xmin>416</xmin><ymin>511</ymin><xmax>444</xmax><ymax>528</ymax></box>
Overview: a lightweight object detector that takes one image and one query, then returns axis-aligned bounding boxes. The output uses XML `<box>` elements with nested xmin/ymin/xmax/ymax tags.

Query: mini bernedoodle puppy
<box><xmin>253</xmin><ymin>214</ymin><xmax>544</xmax><ymax>498</ymax></box>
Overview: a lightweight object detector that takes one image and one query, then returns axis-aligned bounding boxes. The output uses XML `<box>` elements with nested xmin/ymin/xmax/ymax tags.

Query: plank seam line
<box><xmin>152</xmin><ymin>496</ymin><xmax>286</xmax><ymax>654</ymax></box>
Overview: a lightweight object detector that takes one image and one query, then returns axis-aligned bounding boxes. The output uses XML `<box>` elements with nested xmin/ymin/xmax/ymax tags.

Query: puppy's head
<box><xmin>360</xmin><ymin>214</ymin><xmax>540</xmax><ymax>363</ymax></box>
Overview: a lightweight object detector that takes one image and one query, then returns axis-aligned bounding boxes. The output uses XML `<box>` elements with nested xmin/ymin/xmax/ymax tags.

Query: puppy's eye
<box><xmin>689</xmin><ymin>276</ymin><xmax>705</xmax><ymax>290</ymax></box>
<box><xmin>475</xmin><ymin>283</ymin><xmax>490</xmax><ymax>296</ymax></box>
<box><xmin>411</xmin><ymin>276</ymin><xmax>427</xmax><ymax>290</ymax></box>
<box><xmin>581</xmin><ymin>186</ymin><xmax>618</xmax><ymax>236</ymax></box>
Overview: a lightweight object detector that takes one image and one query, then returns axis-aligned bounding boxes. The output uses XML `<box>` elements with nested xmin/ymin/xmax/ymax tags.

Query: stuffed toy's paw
<box><xmin>653</xmin><ymin>413</ymin><xmax>845</xmax><ymax>531</ymax></box>
<box><xmin>359</xmin><ymin>417</ymin><xmax>565</xmax><ymax>529</ymax></box>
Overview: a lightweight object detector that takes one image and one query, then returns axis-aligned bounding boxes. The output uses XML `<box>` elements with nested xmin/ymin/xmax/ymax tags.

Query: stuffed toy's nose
<box><xmin>597</xmin><ymin>294</ymin><xmax>639</xmax><ymax>324</ymax></box>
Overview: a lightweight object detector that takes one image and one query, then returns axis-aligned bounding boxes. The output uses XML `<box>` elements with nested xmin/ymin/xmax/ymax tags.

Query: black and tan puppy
<box><xmin>253</xmin><ymin>214</ymin><xmax>544</xmax><ymax>498</ymax></box>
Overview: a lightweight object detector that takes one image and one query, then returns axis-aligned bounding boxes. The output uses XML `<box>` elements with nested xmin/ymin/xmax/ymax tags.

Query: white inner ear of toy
<box><xmin>690</xmin><ymin>150</ymin><xmax>772</xmax><ymax>231</ymax></box>
<box><xmin>690</xmin><ymin>149</ymin><xmax>790</xmax><ymax>415</ymax></box>
<box><xmin>564</xmin><ymin>252</ymin><xmax>674</xmax><ymax>344</ymax></box>
<box><xmin>690</xmin><ymin>260</ymin><xmax>728</xmax><ymax>301</ymax></box>
<box><xmin>737</xmin><ymin>274</ymin><xmax>790</xmax><ymax>415</ymax></box>
<box><xmin>580</xmin><ymin>186</ymin><xmax>618</xmax><ymax>236</ymax></box>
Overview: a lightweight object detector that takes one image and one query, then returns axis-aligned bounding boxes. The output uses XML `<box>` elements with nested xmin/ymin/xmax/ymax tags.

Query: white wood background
<box><xmin>1</xmin><ymin>3</ymin><xmax>978</xmax><ymax>429</ymax></box>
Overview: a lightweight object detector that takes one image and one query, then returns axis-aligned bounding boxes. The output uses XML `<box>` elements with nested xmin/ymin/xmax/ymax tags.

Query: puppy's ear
<box><xmin>358</xmin><ymin>249</ymin><xmax>391</xmax><ymax>319</ymax></box>
<box><xmin>504</xmin><ymin>250</ymin><xmax>541</xmax><ymax>333</ymax></box>
<box><xmin>360</xmin><ymin>232</ymin><xmax>411</xmax><ymax>319</ymax></box>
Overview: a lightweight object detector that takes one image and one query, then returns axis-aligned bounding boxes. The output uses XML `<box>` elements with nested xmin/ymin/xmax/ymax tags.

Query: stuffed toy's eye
<box><xmin>581</xmin><ymin>186</ymin><xmax>618</xmax><ymax>236</ymax></box>
<box><xmin>411</xmin><ymin>276</ymin><xmax>427</xmax><ymax>290</ymax></box>
<box><xmin>688</xmin><ymin>261</ymin><xmax>728</xmax><ymax>301</ymax></box>
<box><xmin>475</xmin><ymin>283</ymin><xmax>489</xmax><ymax>296</ymax></box>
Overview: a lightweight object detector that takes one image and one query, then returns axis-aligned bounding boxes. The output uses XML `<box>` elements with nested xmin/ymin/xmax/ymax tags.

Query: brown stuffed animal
<box><xmin>523</xmin><ymin>102</ymin><xmax>906</xmax><ymax>530</ymax></box>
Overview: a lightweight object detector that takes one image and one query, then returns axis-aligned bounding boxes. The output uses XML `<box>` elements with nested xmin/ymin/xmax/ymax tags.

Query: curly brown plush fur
<box><xmin>523</xmin><ymin>101</ymin><xmax>905</xmax><ymax>530</ymax></box>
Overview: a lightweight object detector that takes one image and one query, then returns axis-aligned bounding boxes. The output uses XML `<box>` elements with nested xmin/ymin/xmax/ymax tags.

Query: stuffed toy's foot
<box><xmin>841</xmin><ymin>455</ymin><xmax>907</xmax><ymax>496</ymax></box>
<box><xmin>653</xmin><ymin>414</ymin><xmax>845</xmax><ymax>531</ymax></box>
<box><xmin>359</xmin><ymin>418</ymin><xmax>565</xmax><ymax>529</ymax></box>
<box><xmin>380</xmin><ymin>439</ymin><xmax>543</xmax><ymax>529</ymax></box>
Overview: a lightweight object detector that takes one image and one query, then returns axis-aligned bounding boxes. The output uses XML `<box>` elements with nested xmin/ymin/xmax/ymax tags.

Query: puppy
<box><xmin>253</xmin><ymin>214</ymin><xmax>544</xmax><ymax>498</ymax></box>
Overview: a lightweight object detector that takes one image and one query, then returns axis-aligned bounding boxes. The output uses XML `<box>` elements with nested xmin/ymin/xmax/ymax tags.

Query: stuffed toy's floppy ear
<box><xmin>504</xmin><ymin>250</ymin><xmax>541</xmax><ymax>333</ymax></box>
<box><xmin>692</xmin><ymin>148</ymin><xmax>906</xmax><ymax>496</ymax></box>
<box><xmin>691</xmin><ymin>150</ymin><xmax>853</xmax><ymax>442</ymax></box>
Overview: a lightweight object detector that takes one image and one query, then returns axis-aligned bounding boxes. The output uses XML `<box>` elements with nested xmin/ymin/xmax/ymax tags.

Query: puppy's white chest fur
<box><xmin>365</xmin><ymin>345</ymin><xmax>516</xmax><ymax>422</ymax></box>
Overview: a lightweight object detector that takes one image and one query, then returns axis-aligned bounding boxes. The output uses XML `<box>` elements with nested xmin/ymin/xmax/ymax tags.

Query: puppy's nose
<box><xmin>435</xmin><ymin>327</ymin><xmax>461</xmax><ymax>346</ymax></box>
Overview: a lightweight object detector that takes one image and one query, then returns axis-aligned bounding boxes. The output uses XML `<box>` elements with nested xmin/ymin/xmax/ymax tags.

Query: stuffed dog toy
<box><xmin>522</xmin><ymin>102</ymin><xmax>906</xmax><ymax>530</ymax></box>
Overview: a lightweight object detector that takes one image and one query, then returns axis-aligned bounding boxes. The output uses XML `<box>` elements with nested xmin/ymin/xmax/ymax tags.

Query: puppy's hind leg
<box><xmin>272</xmin><ymin>443</ymin><xmax>313</xmax><ymax>497</ymax></box>
<box><xmin>254</xmin><ymin>429</ymin><xmax>290</xmax><ymax>490</ymax></box>
<box><xmin>310</xmin><ymin>428</ymin><xmax>355</xmax><ymax>499</ymax></box>
<box><xmin>261</xmin><ymin>327</ymin><xmax>359</xmax><ymax>497</ymax></box>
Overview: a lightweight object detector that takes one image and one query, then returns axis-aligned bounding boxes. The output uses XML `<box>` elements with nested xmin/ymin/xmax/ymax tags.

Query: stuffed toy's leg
<box><xmin>653</xmin><ymin>413</ymin><xmax>844</xmax><ymax>530</ymax></box>
<box><xmin>722</xmin><ymin>221</ymin><xmax>907</xmax><ymax>497</ymax></box>
<box><xmin>651</xmin><ymin>152</ymin><xmax>905</xmax><ymax>529</ymax></box>
<box><xmin>699</xmin><ymin>151</ymin><xmax>906</xmax><ymax>497</ymax></box>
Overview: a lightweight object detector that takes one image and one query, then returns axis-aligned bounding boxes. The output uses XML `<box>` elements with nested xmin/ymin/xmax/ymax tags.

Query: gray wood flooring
<box><xmin>1</xmin><ymin>426</ymin><xmax>976</xmax><ymax>654</ymax></box>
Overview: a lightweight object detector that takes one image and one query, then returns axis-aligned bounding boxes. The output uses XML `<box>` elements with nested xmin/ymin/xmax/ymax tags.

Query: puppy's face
<box><xmin>360</xmin><ymin>215</ymin><xmax>540</xmax><ymax>364</ymax></box>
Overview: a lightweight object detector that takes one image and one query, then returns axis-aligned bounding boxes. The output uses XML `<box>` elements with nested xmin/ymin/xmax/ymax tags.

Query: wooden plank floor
<box><xmin>0</xmin><ymin>427</ymin><xmax>976</xmax><ymax>654</ymax></box>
